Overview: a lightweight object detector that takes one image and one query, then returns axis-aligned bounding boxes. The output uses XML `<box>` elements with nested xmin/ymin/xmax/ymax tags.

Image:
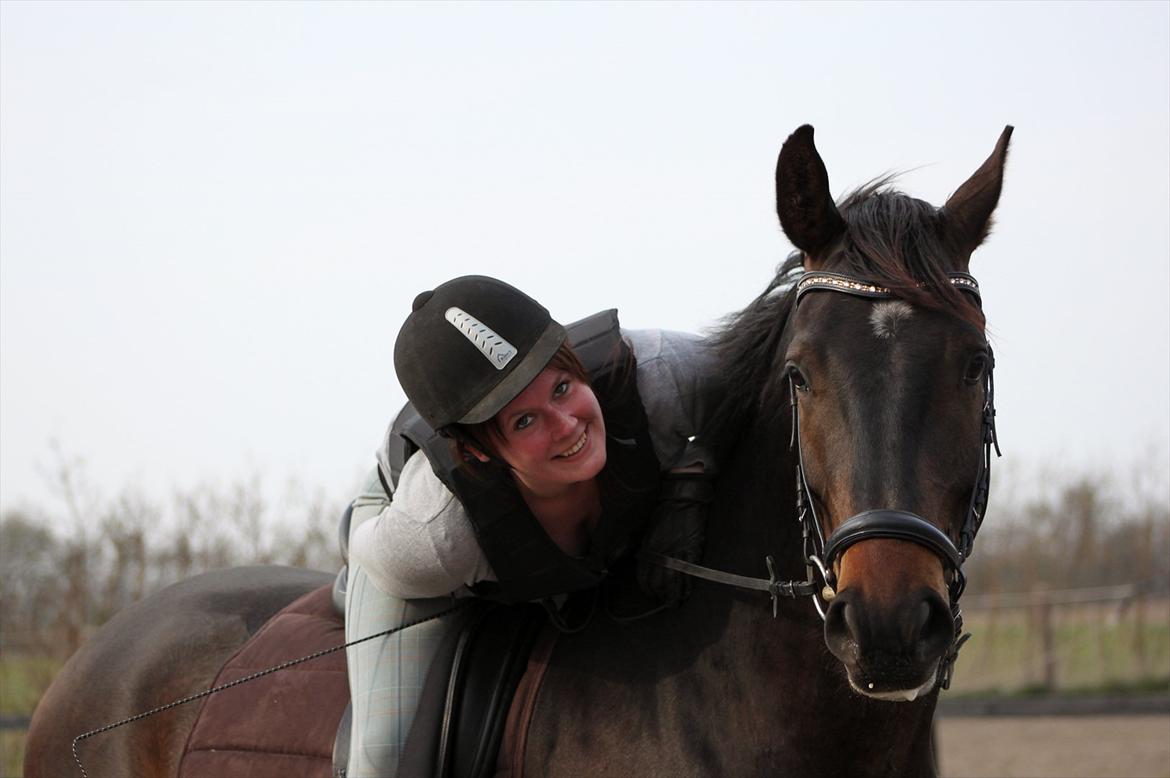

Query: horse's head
<box><xmin>775</xmin><ymin>125</ymin><xmax>1010</xmax><ymax>701</ymax></box>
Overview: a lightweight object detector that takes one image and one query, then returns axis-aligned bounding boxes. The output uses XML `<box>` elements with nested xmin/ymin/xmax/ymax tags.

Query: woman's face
<box><xmin>487</xmin><ymin>366</ymin><xmax>607</xmax><ymax>495</ymax></box>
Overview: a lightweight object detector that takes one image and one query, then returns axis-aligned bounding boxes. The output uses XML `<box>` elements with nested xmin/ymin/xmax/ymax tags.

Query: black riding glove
<box><xmin>637</xmin><ymin>471</ymin><xmax>715</xmax><ymax>608</ymax></box>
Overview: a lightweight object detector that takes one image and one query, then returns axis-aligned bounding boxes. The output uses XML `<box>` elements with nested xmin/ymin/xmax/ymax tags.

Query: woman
<box><xmin>345</xmin><ymin>275</ymin><xmax>715</xmax><ymax>776</ymax></box>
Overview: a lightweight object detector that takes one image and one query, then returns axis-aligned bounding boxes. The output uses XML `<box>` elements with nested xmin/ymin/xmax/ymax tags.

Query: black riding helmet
<box><xmin>394</xmin><ymin>276</ymin><xmax>567</xmax><ymax>431</ymax></box>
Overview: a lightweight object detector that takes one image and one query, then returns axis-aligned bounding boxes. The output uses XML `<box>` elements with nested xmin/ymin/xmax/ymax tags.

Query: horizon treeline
<box><xmin>1</xmin><ymin>471</ymin><xmax>339</xmax><ymax>656</ymax></box>
<box><xmin>1</xmin><ymin>462</ymin><xmax>1168</xmax><ymax>657</ymax></box>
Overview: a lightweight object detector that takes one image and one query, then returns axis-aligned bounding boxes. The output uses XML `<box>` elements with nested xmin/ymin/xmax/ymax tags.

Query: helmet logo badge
<box><xmin>445</xmin><ymin>307</ymin><xmax>517</xmax><ymax>370</ymax></box>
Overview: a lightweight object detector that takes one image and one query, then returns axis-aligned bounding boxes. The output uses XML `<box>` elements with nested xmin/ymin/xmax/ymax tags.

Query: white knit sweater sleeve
<box><xmin>349</xmin><ymin>452</ymin><xmax>495</xmax><ymax>599</ymax></box>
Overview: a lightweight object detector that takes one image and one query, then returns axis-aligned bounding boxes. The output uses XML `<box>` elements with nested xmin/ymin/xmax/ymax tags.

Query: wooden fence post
<box><xmin>1132</xmin><ymin>591</ymin><xmax>1146</xmax><ymax>678</ymax></box>
<box><xmin>1040</xmin><ymin>600</ymin><xmax>1057</xmax><ymax>692</ymax></box>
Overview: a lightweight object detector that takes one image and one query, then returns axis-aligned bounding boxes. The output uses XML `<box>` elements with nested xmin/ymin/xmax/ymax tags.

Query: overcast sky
<box><xmin>2</xmin><ymin>2</ymin><xmax>1168</xmax><ymax>520</ymax></box>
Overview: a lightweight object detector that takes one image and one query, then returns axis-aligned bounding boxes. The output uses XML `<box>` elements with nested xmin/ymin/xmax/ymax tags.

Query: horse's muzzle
<box><xmin>823</xmin><ymin>585</ymin><xmax>955</xmax><ymax>700</ymax></box>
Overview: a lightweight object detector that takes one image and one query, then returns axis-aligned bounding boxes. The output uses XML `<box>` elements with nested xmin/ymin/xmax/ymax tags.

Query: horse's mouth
<box><xmin>844</xmin><ymin>660</ymin><xmax>939</xmax><ymax>702</ymax></box>
<box><xmin>847</xmin><ymin>664</ymin><xmax>935</xmax><ymax>701</ymax></box>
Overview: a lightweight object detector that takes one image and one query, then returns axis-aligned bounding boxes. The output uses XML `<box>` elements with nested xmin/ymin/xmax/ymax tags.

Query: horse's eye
<box><xmin>963</xmin><ymin>354</ymin><xmax>988</xmax><ymax>385</ymax></box>
<box><xmin>787</xmin><ymin>365</ymin><xmax>811</xmax><ymax>392</ymax></box>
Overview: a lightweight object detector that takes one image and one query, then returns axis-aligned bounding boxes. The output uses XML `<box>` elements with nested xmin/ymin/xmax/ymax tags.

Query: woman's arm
<box><xmin>349</xmin><ymin>451</ymin><xmax>495</xmax><ymax>598</ymax></box>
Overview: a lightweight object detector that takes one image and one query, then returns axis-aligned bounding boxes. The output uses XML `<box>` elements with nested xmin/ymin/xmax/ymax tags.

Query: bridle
<box><xmin>646</xmin><ymin>269</ymin><xmax>1000</xmax><ymax>690</ymax></box>
<box><xmin>791</xmin><ymin>270</ymin><xmax>1000</xmax><ymax>688</ymax></box>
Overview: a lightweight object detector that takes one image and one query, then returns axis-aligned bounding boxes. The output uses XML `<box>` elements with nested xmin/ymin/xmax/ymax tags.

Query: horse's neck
<box><xmin>525</xmin><ymin>412</ymin><xmax>938</xmax><ymax>776</ymax></box>
<box><xmin>701</xmin><ymin>418</ymin><xmax>939</xmax><ymax>775</ymax></box>
<box><xmin>707</xmin><ymin>416</ymin><xmax>804</xmax><ymax>581</ymax></box>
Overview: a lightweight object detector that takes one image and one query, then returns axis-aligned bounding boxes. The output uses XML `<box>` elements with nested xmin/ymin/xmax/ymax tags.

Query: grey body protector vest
<box><xmin>383</xmin><ymin>309</ymin><xmax>661</xmax><ymax>604</ymax></box>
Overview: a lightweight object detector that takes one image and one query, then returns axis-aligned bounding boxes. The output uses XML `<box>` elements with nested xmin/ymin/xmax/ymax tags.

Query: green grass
<box><xmin>1</xmin><ymin>732</ymin><xmax>26</xmax><ymax>778</ymax></box>
<box><xmin>0</xmin><ymin>655</ymin><xmax>61</xmax><ymax>716</ymax></box>
<box><xmin>1</xmin><ymin>655</ymin><xmax>64</xmax><ymax>778</ymax></box>
<box><xmin>945</xmin><ymin>600</ymin><xmax>1170</xmax><ymax>696</ymax></box>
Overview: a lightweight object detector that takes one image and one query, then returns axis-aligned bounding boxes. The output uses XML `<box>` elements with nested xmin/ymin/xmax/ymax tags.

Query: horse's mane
<box><xmin>703</xmin><ymin>253</ymin><xmax>803</xmax><ymax>454</ymax></box>
<box><xmin>703</xmin><ymin>177</ymin><xmax>985</xmax><ymax>453</ymax></box>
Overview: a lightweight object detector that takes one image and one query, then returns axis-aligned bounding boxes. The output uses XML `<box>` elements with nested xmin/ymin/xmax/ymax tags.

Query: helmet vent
<box><xmin>444</xmin><ymin>307</ymin><xmax>518</xmax><ymax>370</ymax></box>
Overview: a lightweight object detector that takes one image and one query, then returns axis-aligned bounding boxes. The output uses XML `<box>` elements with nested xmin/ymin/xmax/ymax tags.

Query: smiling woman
<box><xmin>460</xmin><ymin>343</ymin><xmax>609</xmax><ymax>513</ymax></box>
<box><xmin>343</xmin><ymin>275</ymin><xmax>718</xmax><ymax>777</ymax></box>
<box><xmin>460</xmin><ymin>364</ymin><xmax>608</xmax><ymax>555</ymax></box>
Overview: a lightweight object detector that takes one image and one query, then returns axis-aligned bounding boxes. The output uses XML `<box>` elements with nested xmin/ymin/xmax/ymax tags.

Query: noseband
<box><xmin>646</xmin><ymin>270</ymin><xmax>1000</xmax><ymax>690</ymax></box>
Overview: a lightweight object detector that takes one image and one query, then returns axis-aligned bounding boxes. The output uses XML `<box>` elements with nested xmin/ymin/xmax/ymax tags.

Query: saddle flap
<box><xmin>399</xmin><ymin>601</ymin><xmax>545</xmax><ymax>778</ymax></box>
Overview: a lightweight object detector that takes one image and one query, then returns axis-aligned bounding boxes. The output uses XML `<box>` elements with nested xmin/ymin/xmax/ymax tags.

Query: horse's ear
<box><xmin>776</xmin><ymin>125</ymin><xmax>847</xmax><ymax>268</ymax></box>
<box><xmin>942</xmin><ymin>125</ymin><xmax>1013</xmax><ymax>262</ymax></box>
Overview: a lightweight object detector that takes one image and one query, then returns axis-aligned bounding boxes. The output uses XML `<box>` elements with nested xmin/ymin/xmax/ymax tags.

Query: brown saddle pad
<box><xmin>178</xmin><ymin>583</ymin><xmax>348</xmax><ymax>778</ymax></box>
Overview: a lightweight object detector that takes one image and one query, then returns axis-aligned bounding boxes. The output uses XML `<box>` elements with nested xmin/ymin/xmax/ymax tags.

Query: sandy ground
<box><xmin>937</xmin><ymin>716</ymin><xmax>1170</xmax><ymax>778</ymax></box>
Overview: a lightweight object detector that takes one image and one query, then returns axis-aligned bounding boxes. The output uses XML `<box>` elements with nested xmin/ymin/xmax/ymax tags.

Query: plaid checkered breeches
<box><xmin>344</xmin><ymin>491</ymin><xmax>461</xmax><ymax>777</ymax></box>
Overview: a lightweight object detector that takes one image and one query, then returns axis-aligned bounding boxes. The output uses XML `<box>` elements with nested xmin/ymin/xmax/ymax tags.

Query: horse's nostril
<box><xmin>824</xmin><ymin>593</ymin><xmax>861</xmax><ymax>663</ymax></box>
<box><xmin>913</xmin><ymin>592</ymin><xmax>955</xmax><ymax>663</ymax></box>
<box><xmin>843</xmin><ymin>601</ymin><xmax>863</xmax><ymax>644</ymax></box>
<box><xmin>909</xmin><ymin>601</ymin><xmax>931</xmax><ymax>644</ymax></box>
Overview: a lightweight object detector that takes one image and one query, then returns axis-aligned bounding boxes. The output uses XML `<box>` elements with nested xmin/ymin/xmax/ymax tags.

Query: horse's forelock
<box><xmin>836</xmin><ymin>180</ymin><xmax>986</xmax><ymax>329</ymax></box>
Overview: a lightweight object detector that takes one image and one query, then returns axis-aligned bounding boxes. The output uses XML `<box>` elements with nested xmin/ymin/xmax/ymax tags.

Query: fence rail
<box><xmin>1</xmin><ymin>715</ymin><xmax>31</xmax><ymax>732</ymax></box>
<box><xmin>948</xmin><ymin>583</ymin><xmax>1170</xmax><ymax>696</ymax></box>
<box><xmin>964</xmin><ymin>583</ymin><xmax>1146</xmax><ymax>609</ymax></box>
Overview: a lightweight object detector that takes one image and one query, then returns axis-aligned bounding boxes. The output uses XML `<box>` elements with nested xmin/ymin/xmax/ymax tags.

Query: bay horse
<box><xmin>25</xmin><ymin>124</ymin><xmax>1010</xmax><ymax>778</ymax></box>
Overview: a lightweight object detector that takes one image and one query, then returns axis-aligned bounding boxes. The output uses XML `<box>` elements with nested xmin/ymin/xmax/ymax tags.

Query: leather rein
<box><xmin>646</xmin><ymin>269</ymin><xmax>1001</xmax><ymax>690</ymax></box>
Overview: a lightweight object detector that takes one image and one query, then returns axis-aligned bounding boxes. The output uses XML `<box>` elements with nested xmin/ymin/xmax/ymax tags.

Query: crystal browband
<box><xmin>795</xmin><ymin>271</ymin><xmax>981</xmax><ymax>305</ymax></box>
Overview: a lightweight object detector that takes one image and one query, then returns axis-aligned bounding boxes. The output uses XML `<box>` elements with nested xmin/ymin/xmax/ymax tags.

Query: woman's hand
<box><xmin>636</xmin><ymin>467</ymin><xmax>715</xmax><ymax>607</ymax></box>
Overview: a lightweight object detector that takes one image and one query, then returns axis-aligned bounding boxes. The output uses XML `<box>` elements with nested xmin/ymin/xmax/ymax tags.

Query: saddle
<box><xmin>177</xmin><ymin>583</ymin><xmax>348</xmax><ymax>777</ymax></box>
<box><xmin>397</xmin><ymin>600</ymin><xmax>550</xmax><ymax>778</ymax></box>
<box><xmin>330</xmin><ymin>502</ymin><xmax>558</xmax><ymax>778</ymax></box>
<box><xmin>176</xmin><ymin>576</ymin><xmax>551</xmax><ymax>778</ymax></box>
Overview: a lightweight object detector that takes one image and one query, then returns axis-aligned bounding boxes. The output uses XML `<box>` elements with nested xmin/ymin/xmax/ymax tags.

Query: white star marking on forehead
<box><xmin>869</xmin><ymin>301</ymin><xmax>914</xmax><ymax>340</ymax></box>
